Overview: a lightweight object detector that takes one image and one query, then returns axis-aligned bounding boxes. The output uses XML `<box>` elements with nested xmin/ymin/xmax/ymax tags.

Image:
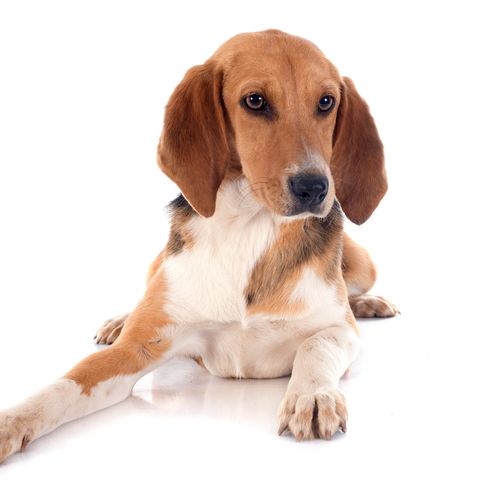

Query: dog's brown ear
<box><xmin>331</xmin><ymin>77</ymin><xmax>387</xmax><ymax>225</ymax></box>
<box><xmin>158</xmin><ymin>62</ymin><xmax>229</xmax><ymax>217</ymax></box>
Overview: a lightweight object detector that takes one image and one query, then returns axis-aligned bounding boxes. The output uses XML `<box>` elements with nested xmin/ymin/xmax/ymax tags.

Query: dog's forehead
<box><xmin>213</xmin><ymin>30</ymin><xmax>341</xmax><ymax>85</ymax></box>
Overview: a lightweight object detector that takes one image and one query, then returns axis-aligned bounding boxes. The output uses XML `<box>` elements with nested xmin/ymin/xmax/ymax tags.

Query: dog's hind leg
<box><xmin>94</xmin><ymin>249</ymin><xmax>168</xmax><ymax>345</ymax></box>
<box><xmin>342</xmin><ymin>233</ymin><xmax>399</xmax><ymax>318</ymax></box>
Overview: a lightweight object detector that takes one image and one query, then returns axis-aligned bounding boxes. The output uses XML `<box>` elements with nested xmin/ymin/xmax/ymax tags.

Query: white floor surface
<box><xmin>1</xmin><ymin>304</ymin><xmax>488</xmax><ymax>489</ymax></box>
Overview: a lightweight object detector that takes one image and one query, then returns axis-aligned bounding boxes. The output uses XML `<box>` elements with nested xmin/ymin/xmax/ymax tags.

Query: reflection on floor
<box><xmin>135</xmin><ymin>358</ymin><xmax>289</xmax><ymax>433</ymax></box>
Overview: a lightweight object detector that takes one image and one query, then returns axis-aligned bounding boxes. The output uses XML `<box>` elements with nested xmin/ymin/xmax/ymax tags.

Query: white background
<box><xmin>1</xmin><ymin>0</ymin><xmax>489</xmax><ymax>488</ymax></box>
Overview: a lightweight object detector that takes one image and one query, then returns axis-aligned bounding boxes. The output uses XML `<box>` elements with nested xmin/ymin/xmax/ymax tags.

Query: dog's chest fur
<box><xmin>164</xmin><ymin>180</ymin><xmax>278</xmax><ymax>324</ymax></box>
<box><xmin>161</xmin><ymin>180</ymin><xmax>348</xmax><ymax>378</ymax></box>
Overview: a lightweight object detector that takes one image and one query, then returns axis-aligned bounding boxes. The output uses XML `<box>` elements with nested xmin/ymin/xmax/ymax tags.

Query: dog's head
<box><xmin>158</xmin><ymin>30</ymin><xmax>386</xmax><ymax>224</ymax></box>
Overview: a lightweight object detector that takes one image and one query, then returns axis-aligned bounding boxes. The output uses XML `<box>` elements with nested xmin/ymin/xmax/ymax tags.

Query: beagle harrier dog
<box><xmin>0</xmin><ymin>29</ymin><xmax>398</xmax><ymax>462</ymax></box>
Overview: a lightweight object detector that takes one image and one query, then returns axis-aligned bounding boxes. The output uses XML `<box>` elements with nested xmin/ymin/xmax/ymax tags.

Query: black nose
<box><xmin>288</xmin><ymin>174</ymin><xmax>329</xmax><ymax>209</ymax></box>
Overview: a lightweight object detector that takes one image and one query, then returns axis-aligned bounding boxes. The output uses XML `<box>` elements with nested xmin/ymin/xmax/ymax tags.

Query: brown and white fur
<box><xmin>0</xmin><ymin>30</ymin><xmax>398</xmax><ymax>462</ymax></box>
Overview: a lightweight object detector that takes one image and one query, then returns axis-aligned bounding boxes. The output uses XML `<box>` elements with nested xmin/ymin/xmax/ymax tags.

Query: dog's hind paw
<box><xmin>349</xmin><ymin>294</ymin><xmax>400</xmax><ymax>318</ymax></box>
<box><xmin>94</xmin><ymin>313</ymin><xmax>129</xmax><ymax>345</ymax></box>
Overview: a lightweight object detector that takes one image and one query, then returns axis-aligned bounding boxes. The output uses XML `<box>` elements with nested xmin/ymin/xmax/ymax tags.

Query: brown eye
<box><xmin>244</xmin><ymin>93</ymin><xmax>266</xmax><ymax>110</ymax></box>
<box><xmin>318</xmin><ymin>95</ymin><xmax>335</xmax><ymax>113</ymax></box>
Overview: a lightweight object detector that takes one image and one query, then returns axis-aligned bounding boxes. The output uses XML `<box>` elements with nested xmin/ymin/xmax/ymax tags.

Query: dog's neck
<box><xmin>188</xmin><ymin>178</ymin><xmax>281</xmax><ymax>246</ymax></box>
<box><xmin>214</xmin><ymin>177</ymin><xmax>275</xmax><ymax>221</ymax></box>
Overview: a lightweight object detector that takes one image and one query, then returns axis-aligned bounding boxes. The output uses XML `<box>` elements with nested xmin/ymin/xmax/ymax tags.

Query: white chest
<box><xmin>163</xmin><ymin>182</ymin><xmax>278</xmax><ymax>324</ymax></box>
<box><xmin>160</xmin><ymin>181</ymin><xmax>349</xmax><ymax>379</ymax></box>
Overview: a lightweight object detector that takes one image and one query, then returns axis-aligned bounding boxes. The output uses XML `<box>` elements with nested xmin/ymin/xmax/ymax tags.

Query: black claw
<box><xmin>278</xmin><ymin>423</ymin><xmax>289</xmax><ymax>436</ymax></box>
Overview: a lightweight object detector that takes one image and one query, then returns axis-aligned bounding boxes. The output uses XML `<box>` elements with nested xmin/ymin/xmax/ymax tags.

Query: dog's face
<box><xmin>158</xmin><ymin>30</ymin><xmax>387</xmax><ymax>224</ymax></box>
<box><xmin>220</xmin><ymin>36</ymin><xmax>340</xmax><ymax>218</ymax></box>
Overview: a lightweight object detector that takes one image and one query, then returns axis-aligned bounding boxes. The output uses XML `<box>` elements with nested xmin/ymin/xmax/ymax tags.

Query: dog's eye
<box><xmin>318</xmin><ymin>95</ymin><xmax>335</xmax><ymax>113</ymax></box>
<box><xmin>244</xmin><ymin>93</ymin><xmax>266</xmax><ymax>111</ymax></box>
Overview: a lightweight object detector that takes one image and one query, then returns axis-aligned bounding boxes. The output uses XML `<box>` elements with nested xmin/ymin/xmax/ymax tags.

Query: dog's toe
<box><xmin>94</xmin><ymin>313</ymin><xmax>129</xmax><ymax>345</ymax></box>
<box><xmin>349</xmin><ymin>295</ymin><xmax>399</xmax><ymax>318</ymax></box>
<box><xmin>278</xmin><ymin>389</ymin><xmax>348</xmax><ymax>441</ymax></box>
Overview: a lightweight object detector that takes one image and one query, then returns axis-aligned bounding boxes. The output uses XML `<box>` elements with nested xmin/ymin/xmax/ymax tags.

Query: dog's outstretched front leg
<box><xmin>278</xmin><ymin>323</ymin><xmax>360</xmax><ymax>441</ymax></box>
<box><xmin>0</xmin><ymin>275</ymin><xmax>171</xmax><ymax>463</ymax></box>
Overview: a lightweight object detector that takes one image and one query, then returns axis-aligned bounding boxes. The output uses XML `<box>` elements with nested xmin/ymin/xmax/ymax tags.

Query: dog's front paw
<box><xmin>94</xmin><ymin>313</ymin><xmax>129</xmax><ymax>345</ymax></box>
<box><xmin>349</xmin><ymin>294</ymin><xmax>399</xmax><ymax>318</ymax></box>
<box><xmin>277</xmin><ymin>389</ymin><xmax>347</xmax><ymax>441</ymax></box>
<box><xmin>0</xmin><ymin>411</ymin><xmax>35</xmax><ymax>463</ymax></box>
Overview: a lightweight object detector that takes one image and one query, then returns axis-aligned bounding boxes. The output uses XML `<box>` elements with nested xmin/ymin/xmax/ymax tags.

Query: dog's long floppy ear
<box><xmin>330</xmin><ymin>77</ymin><xmax>387</xmax><ymax>225</ymax></box>
<box><xmin>157</xmin><ymin>61</ymin><xmax>229</xmax><ymax>217</ymax></box>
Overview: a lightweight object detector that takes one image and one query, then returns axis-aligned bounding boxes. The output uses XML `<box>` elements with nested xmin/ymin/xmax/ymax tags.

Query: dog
<box><xmin>0</xmin><ymin>29</ymin><xmax>398</xmax><ymax>462</ymax></box>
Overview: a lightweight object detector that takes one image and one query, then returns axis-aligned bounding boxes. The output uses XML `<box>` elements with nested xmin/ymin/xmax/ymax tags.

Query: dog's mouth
<box><xmin>286</xmin><ymin>205</ymin><xmax>326</xmax><ymax>218</ymax></box>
